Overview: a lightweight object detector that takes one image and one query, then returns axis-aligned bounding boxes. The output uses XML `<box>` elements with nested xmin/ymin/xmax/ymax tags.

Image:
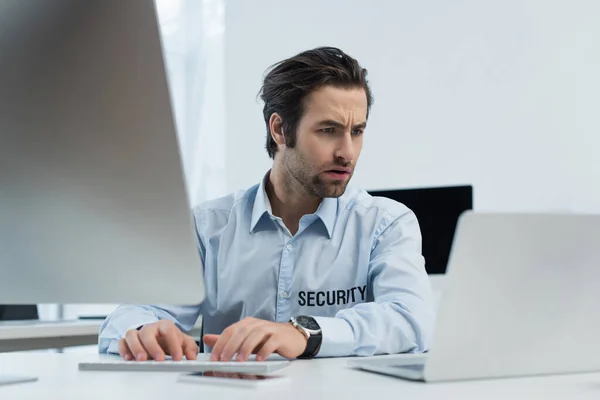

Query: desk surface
<box><xmin>0</xmin><ymin>320</ymin><xmax>102</xmax><ymax>340</ymax></box>
<box><xmin>1</xmin><ymin>352</ymin><xmax>599</xmax><ymax>400</ymax></box>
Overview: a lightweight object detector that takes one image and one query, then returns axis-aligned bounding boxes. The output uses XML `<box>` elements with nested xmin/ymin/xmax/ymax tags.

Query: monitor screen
<box><xmin>368</xmin><ymin>185</ymin><xmax>473</xmax><ymax>274</ymax></box>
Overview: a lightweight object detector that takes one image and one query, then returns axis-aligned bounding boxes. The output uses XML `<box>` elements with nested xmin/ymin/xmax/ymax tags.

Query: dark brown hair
<box><xmin>259</xmin><ymin>47</ymin><xmax>373</xmax><ymax>159</ymax></box>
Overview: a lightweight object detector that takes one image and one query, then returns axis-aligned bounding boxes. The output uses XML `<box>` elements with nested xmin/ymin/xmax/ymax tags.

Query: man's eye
<box><xmin>320</xmin><ymin>127</ymin><xmax>334</xmax><ymax>133</ymax></box>
<box><xmin>352</xmin><ymin>129</ymin><xmax>364</xmax><ymax>136</ymax></box>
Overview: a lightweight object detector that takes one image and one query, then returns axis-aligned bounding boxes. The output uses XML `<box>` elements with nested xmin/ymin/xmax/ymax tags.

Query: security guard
<box><xmin>99</xmin><ymin>47</ymin><xmax>434</xmax><ymax>362</ymax></box>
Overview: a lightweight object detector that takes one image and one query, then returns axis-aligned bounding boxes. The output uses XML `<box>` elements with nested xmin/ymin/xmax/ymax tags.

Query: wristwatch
<box><xmin>289</xmin><ymin>315</ymin><xmax>322</xmax><ymax>359</ymax></box>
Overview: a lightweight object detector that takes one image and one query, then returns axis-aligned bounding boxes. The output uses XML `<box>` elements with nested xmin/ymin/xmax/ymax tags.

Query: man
<box><xmin>98</xmin><ymin>46</ymin><xmax>434</xmax><ymax>362</ymax></box>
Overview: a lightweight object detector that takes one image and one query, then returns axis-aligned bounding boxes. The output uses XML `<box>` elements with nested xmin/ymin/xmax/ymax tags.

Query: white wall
<box><xmin>42</xmin><ymin>1</ymin><xmax>600</xmax><ymax>321</ymax></box>
<box><xmin>224</xmin><ymin>0</ymin><xmax>600</xmax><ymax>213</ymax></box>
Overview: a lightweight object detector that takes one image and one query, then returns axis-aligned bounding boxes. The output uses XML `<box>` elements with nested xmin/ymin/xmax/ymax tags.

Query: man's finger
<box><xmin>255</xmin><ymin>336</ymin><xmax>280</xmax><ymax>362</ymax></box>
<box><xmin>220</xmin><ymin>320</ymin><xmax>264</xmax><ymax>361</ymax></box>
<box><xmin>236</xmin><ymin>327</ymin><xmax>272</xmax><ymax>362</ymax></box>
<box><xmin>210</xmin><ymin>317</ymin><xmax>259</xmax><ymax>361</ymax></box>
<box><xmin>209</xmin><ymin>326</ymin><xmax>237</xmax><ymax>361</ymax></box>
<box><xmin>203</xmin><ymin>334</ymin><xmax>220</xmax><ymax>348</ymax></box>
<box><xmin>182</xmin><ymin>335</ymin><xmax>199</xmax><ymax>360</ymax></box>
<box><xmin>125</xmin><ymin>330</ymin><xmax>149</xmax><ymax>361</ymax></box>
<box><xmin>157</xmin><ymin>324</ymin><xmax>183</xmax><ymax>361</ymax></box>
<box><xmin>117</xmin><ymin>338</ymin><xmax>134</xmax><ymax>361</ymax></box>
<box><xmin>139</xmin><ymin>327</ymin><xmax>166</xmax><ymax>361</ymax></box>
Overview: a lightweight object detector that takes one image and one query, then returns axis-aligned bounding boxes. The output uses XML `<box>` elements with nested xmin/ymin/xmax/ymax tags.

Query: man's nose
<box><xmin>334</xmin><ymin>132</ymin><xmax>356</xmax><ymax>163</ymax></box>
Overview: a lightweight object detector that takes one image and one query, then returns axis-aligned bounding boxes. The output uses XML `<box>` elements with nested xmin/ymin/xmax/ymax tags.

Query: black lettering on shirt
<box><xmin>298</xmin><ymin>291</ymin><xmax>306</xmax><ymax>306</ymax></box>
<box><xmin>316</xmin><ymin>291</ymin><xmax>325</xmax><ymax>306</ymax></box>
<box><xmin>326</xmin><ymin>291</ymin><xmax>336</xmax><ymax>306</ymax></box>
<box><xmin>307</xmin><ymin>291</ymin><xmax>316</xmax><ymax>306</ymax></box>
<box><xmin>350</xmin><ymin>287</ymin><xmax>357</xmax><ymax>302</ymax></box>
<box><xmin>358</xmin><ymin>285</ymin><xmax>367</xmax><ymax>301</ymax></box>
<box><xmin>297</xmin><ymin>285</ymin><xmax>368</xmax><ymax>307</ymax></box>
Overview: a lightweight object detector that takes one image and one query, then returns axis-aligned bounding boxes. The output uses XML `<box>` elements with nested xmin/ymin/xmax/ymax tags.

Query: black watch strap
<box><xmin>298</xmin><ymin>332</ymin><xmax>322</xmax><ymax>359</ymax></box>
<box><xmin>296</xmin><ymin>317</ymin><xmax>322</xmax><ymax>359</ymax></box>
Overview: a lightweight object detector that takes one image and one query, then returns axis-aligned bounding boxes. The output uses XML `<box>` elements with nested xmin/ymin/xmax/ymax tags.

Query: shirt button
<box><xmin>280</xmin><ymin>291</ymin><xmax>289</xmax><ymax>299</ymax></box>
<box><xmin>286</xmin><ymin>243</ymin><xmax>292</xmax><ymax>250</ymax></box>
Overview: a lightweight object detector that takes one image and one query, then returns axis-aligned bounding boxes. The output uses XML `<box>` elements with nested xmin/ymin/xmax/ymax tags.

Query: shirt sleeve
<box><xmin>98</xmin><ymin>209</ymin><xmax>207</xmax><ymax>355</ymax></box>
<box><xmin>313</xmin><ymin>208</ymin><xmax>435</xmax><ymax>358</ymax></box>
<box><xmin>98</xmin><ymin>304</ymin><xmax>203</xmax><ymax>354</ymax></box>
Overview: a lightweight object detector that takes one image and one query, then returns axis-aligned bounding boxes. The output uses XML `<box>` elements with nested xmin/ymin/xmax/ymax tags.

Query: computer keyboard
<box><xmin>78</xmin><ymin>359</ymin><xmax>290</xmax><ymax>374</ymax></box>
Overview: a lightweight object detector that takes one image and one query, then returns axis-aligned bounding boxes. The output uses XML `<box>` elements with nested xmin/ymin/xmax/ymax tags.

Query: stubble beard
<box><xmin>283</xmin><ymin>149</ymin><xmax>350</xmax><ymax>198</ymax></box>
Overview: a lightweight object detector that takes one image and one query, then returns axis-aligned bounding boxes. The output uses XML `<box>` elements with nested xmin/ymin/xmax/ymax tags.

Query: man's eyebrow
<box><xmin>316</xmin><ymin>120</ymin><xmax>367</xmax><ymax>129</ymax></box>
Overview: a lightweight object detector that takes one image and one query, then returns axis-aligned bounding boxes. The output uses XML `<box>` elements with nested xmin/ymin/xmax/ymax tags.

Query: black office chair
<box><xmin>0</xmin><ymin>305</ymin><xmax>39</xmax><ymax>321</ymax></box>
<box><xmin>368</xmin><ymin>185</ymin><xmax>473</xmax><ymax>275</ymax></box>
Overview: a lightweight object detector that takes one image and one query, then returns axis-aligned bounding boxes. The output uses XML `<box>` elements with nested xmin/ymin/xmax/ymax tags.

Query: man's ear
<box><xmin>269</xmin><ymin>113</ymin><xmax>286</xmax><ymax>147</ymax></box>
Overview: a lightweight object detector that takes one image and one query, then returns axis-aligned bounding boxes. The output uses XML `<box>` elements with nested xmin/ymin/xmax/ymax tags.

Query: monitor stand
<box><xmin>0</xmin><ymin>374</ymin><xmax>38</xmax><ymax>386</ymax></box>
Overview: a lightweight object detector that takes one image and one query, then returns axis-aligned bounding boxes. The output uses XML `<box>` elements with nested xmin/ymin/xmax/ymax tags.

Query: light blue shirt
<box><xmin>98</xmin><ymin>173</ymin><xmax>435</xmax><ymax>357</ymax></box>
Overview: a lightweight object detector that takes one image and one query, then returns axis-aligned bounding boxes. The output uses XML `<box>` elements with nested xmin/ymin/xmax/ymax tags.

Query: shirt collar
<box><xmin>312</xmin><ymin>194</ymin><xmax>338</xmax><ymax>239</ymax></box>
<box><xmin>250</xmin><ymin>171</ymin><xmax>338</xmax><ymax>238</ymax></box>
<box><xmin>250</xmin><ymin>172</ymin><xmax>274</xmax><ymax>232</ymax></box>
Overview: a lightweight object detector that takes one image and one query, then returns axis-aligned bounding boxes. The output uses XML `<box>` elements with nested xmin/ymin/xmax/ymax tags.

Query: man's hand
<box><xmin>202</xmin><ymin>317</ymin><xmax>307</xmax><ymax>362</ymax></box>
<box><xmin>118</xmin><ymin>320</ymin><xmax>198</xmax><ymax>362</ymax></box>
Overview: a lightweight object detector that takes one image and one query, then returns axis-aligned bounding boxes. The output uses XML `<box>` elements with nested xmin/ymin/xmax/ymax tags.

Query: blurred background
<box><xmin>33</xmin><ymin>0</ymin><xmax>600</xmax><ymax>331</ymax></box>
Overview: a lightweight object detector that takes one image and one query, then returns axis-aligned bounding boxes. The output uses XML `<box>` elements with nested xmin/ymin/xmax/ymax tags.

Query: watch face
<box><xmin>296</xmin><ymin>315</ymin><xmax>320</xmax><ymax>331</ymax></box>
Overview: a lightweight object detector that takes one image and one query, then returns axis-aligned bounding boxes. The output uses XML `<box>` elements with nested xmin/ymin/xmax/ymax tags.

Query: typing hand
<box><xmin>202</xmin><ymin>317</ymin><xmax>307</xmax><ymax>362</ymax></box>
<box><xmin>118</xmin><ymin>320</ymin><xmax>198</xmax><ymax>362</ymax></box>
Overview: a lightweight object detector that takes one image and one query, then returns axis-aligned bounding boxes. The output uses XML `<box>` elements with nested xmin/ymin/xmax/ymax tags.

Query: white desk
<box><xmin>1</xmin><ymin>352</ymin><xmax>600</xmax><ymax>399</ymax></box>
<box><xmin>0</xmin><ymin>320</ymin><xmax>203</xmax><ymax>352</ymax></box>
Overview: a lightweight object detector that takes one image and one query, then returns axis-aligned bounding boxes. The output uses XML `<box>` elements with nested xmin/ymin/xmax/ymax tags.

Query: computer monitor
<box><xmin>0</xmin><ymin>0</ymin><xmax>205</xmax><ymax>306</ymax></box>
<box><xmin>368</xmin><ymin>185</ymin><xmax>473</xmax><ymax>275</ymax></box>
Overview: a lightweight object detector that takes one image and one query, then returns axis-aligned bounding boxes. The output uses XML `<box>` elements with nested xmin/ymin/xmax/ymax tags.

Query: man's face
<box><xmin>283</xmin><ymin>85</ymin><xmax>368</xmax><ymax>198</ymax></box>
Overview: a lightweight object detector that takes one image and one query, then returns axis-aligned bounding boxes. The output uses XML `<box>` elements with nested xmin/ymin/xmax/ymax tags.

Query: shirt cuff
<box><xmin>312</xmin><ymin>316</ymin><xmax>355</xmax><ymax>358</ymax></box>
<box><xmin>104</xmin><ymin>319</ymin><xmax>159</xmax><ymax>355</ymax></box>
<box><xmin>106</xmin><ymin>339</ymin><xmax>121</xmax><ymax>355</ymax></box>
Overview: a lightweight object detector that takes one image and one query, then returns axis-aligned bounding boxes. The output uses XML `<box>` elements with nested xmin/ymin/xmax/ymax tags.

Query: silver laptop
<box><xmin>0</xmin><ymin>0</ymin><xmax>205</xmax><ymax>306</ymax></box>
<box><xmin>351</xmin><ymin>212</ymin><xmax>600</xmax><ymax>382</ymax></box>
